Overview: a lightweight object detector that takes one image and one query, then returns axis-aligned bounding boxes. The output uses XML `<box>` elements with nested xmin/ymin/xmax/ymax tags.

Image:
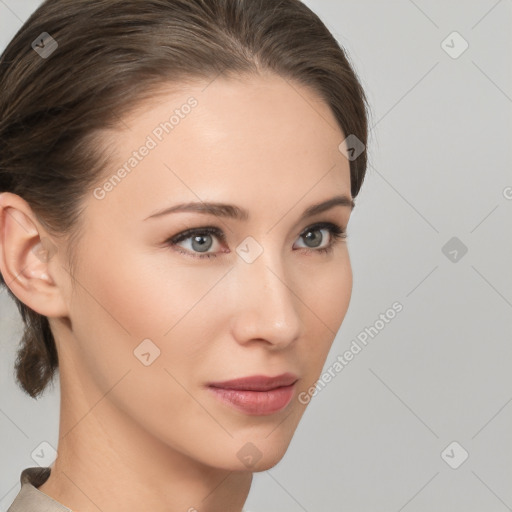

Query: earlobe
<box><xmin>0</xmin><ymin>193</ymin><xmax>68</xmax><ymax>318</ymax></box>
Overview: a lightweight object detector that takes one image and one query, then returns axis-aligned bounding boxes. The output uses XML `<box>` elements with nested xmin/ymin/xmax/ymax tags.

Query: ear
<box><xmin>0</xmin><ymin>192</ymin><xmax>69</xmax><ymax>318</ymax></box>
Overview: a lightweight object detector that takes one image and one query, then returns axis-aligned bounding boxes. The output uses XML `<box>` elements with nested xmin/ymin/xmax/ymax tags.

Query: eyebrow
<box><xmin>144</xmin><ymin>194</ymin><xmax>354</xmax><ymax>222</ymax></box>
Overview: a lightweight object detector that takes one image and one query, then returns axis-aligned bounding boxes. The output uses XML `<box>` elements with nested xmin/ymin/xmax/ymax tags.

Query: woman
<box><xmin>0</xmin><ymin>0</ymin><xmax>369</xmax><ymax>510</ymax></box>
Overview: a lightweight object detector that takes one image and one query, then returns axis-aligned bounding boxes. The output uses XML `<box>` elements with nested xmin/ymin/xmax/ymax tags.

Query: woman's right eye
<box><xmin>165</xmin><ymin>226</ymin><xmax>226</xmax><ymax>259</ymax></box>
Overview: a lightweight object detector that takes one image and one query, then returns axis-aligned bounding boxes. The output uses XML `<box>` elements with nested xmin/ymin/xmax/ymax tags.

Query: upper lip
<box><xmin>208</xmin><ymin>372</ymin><xmax>298</xmax><ymax>391</ymax></box>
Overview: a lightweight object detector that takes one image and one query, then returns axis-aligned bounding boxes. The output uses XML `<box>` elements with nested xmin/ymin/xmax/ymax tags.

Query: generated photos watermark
<box><xmin>298</xmin><ymin>301</ymin><xmax>404</xmax><ymax>404</ymax></box>
<box><xmin>93</xmin><ymin>96</ymin><xmax>198</xmax><ymax>200</ymax></box>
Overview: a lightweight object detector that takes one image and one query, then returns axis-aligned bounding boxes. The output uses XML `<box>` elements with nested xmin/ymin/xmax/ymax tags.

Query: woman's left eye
<box><xmin>164</xmin><ymin>222</ymin><xmax>347</xmax><ymax>260</ymax></box>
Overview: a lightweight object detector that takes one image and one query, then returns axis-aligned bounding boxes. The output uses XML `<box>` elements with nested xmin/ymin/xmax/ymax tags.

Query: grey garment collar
<box><xmin>7</xmin><ymin>466</ymin><xmax>72</xmax><ymax>512</ymax></box>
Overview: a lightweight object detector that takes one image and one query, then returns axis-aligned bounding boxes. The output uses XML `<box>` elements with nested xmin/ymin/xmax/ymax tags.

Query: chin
<box><xmin>228</xmin><ymin>432</ymin><xmax>295</xmax><ymax>473</ymax></box>
<box><xmin>249</xmin><ymin>453</ymin><xmax>287</xmax><ymax>472</ymax></box>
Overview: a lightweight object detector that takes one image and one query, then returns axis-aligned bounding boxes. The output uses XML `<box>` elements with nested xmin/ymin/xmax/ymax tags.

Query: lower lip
<box><xmin>207</xmin><ymin>383</ymin><xmax>296</xmax><ymax>415</ymax></box>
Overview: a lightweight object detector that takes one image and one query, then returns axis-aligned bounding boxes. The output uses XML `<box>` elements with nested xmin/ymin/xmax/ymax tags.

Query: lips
<box><xmin>208</xmin><ymin>373</ymin><xmax>298</xmax><ymax>391</ymax></box>
<box><xmin>207</xmin><ymin>373</ymin><xmax>299</xmax><ymax>415</ymax></box>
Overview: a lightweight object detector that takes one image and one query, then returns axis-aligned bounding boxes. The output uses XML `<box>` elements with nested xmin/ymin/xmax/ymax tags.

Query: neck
<box><xmin>37</xmin><ymin>356</ymin><xmax>252</xmax><ymax>512</ymax></box>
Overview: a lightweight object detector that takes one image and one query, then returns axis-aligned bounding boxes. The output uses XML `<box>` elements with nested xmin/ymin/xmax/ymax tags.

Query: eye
<box><xmin>294</xmin><ymin>222</ymin><xmax>347</xmax><ymax>255</ymax></box>
<box><xmin>164</xmin><ymin>222</ymin><xmax>347</xmax><ymax>260</ymax></box>
<box><xmin>166</xmin><ymin>226</ymin><xmax>225</xmax><ymax>259</ymax></box>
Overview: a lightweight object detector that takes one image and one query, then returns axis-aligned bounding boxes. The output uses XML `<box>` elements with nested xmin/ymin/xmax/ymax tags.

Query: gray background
<box><xmin>1</xmin><ymin>1</ymin><xmax>511</xmax><ymax>511</ymax></box>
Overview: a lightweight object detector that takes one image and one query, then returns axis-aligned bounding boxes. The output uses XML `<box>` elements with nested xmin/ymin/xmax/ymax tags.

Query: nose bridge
<box><xmin>230</xmin><ymin>243</ymin><xmax>302</xmax><ymax>346</ymax></box>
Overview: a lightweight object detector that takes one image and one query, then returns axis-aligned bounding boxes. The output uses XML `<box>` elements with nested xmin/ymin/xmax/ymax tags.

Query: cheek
<box><xmin>74</xmin><ymin>242</ymin><xmax>223</xmax><ymax>336</ymax></box>
<box><xmin>67</xmin><ymin>246</ymin><xmax>229</xmax><ymax>380</ymax></box>
<box><xmin>65</xmin><ymin>248</ymin><xmax>220</xmax><ymax>439</ymax></box>
<box><xmin>298</xmin><ymin>254</ymin><xmax>352</xmax><ymax>373</ymax></box>
<box><xmin>301</xmin><ymin>252</ymin><xmax>352</xmax><ymax>332</ymax></box>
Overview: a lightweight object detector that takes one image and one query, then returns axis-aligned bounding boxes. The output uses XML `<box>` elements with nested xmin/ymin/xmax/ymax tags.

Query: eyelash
<box><xmin>164</xmin><ymin>222</ymin><xmax>347</xmax><ymax>260</ymax></box>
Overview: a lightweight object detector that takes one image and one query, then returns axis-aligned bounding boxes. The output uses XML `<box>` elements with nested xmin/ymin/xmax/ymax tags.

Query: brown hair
<box><xmin>0</xmin><ymin>0</ymin><xmax>371</xmax><ymax>399</ymax></box>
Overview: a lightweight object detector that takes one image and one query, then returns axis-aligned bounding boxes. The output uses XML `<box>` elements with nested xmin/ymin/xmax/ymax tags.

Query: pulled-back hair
<box><xmin>0</xmin><ymin>0</ymin><xmax>370</xmax><ymax>398</ymax></box>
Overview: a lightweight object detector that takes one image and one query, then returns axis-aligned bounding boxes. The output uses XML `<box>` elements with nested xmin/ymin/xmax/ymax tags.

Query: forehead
<box><xmin>90</xmin><ymin>72</ymin><xmax>351</xmax><ymax>219</ymax></box>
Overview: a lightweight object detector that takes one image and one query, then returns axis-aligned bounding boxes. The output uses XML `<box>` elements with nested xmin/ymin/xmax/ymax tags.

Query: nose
<box><xmin>229</xmin><ymin>248</ymin><xmax>302</xmax><ymax>350</ymax></box>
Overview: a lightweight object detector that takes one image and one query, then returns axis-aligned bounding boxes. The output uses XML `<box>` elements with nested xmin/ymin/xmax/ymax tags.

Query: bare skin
<box><xmin>0</xmin><ymin>71</ymin><xmax>354</xmax><ymax>512</ymax></box>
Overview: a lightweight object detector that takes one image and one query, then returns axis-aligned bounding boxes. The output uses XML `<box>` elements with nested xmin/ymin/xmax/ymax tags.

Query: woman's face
<box><xmin>55</xmin><ymin>72</ymin><xmax>354</xmax><ymax>471</ymax></box>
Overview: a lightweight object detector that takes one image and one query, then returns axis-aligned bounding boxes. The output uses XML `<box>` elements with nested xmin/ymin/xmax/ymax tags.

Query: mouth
<box><xmin>207</xmin><ymin>373</ymin><xmax>299</xmax><ymax>415</ymax></box>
